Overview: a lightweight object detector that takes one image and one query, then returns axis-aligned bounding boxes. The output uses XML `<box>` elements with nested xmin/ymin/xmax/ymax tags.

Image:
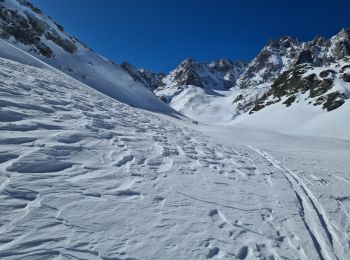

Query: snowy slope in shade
<box><xmin>0</xmin><ymin>0</ymin><xmax>179</xmax><ymax>116</ymax></box>
<box><xmin>2</xmin><ymin>53</ymin><xmax>350</xmax><ymax>259</ymax></box>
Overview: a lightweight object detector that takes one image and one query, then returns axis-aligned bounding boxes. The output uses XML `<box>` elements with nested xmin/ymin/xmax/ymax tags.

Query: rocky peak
<box><xmin>209</xmin><ymin>59</ymin><xmax>241</xmax><ymax>72</ymax></box>
<box><xmin>168</xmin><ymin>58</ymin><xmax>203</xmax><ymax>88</ymax></box>
<box><xmin>311</xmin><ymin>35</ymin><xmax>327</xmax><ymax>46</ymax></box>
<box><xmin>330</xmin><ymin>28</ymin><xmax>350</xmax><ymax>61</ymax></box>
<box><xmin>164</xmin><ymin>57</ymin><xmax>248</xmax><ymax>90</ymax></box>
<box><xmin>334</xmin><ymin>28</ymin><xmax>350</xmax><ymax>40</ymax></box>
<box><xmin>238</xmin><ymin>36</ymin><xmax>301</xmax><ymax>88</ymax></box>
<box><xmin>267</xmin><ymin>35</ymin><xmax>299</xmax><ymax>49</ymax></box>
<box><xmin>180</xmin><ymin>57</ymin><xmax>194</xmax><ymax>65</ymax></box>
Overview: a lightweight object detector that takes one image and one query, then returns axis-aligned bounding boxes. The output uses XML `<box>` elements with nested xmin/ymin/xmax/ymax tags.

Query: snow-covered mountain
<box><xmin>156</xmin><ymin>58</ymin><xmax>247</xmax><ymax>102</ymax></box>
<box><xmin>2</xmin><ymin>41</ymin><xmax>350</xmax><ymax>260</ymax></box>
<box><xmin>238</xmin><ymin>29</ymin><xmax>350</xmax><ymax>89</ymax></box>
<box><xmin>118</xmin><ymin>29</ymin><xmax>350</xmax><ymax>132</ymax></box>
<box><xmin>117</xmin><ymin>29</ymin><xmax>350</xmax><ymax>130</ymax></box>
<box><xmin>2</xmin><ymin>1</ymin><xmax>350</xmax><ymax>259</ymax></box>
<box><xmin>118</xmin><ymin>58</ymin><xmax>248</xmax><ymax>123</ymax></box>
<box><xmin>153</xmin><ymin>58</ymin><xmax>248</xmax><ymax>123</ymax></box>
<box><xmin>2</xmin><ymin>39</ymin><xmax>350</xmax><ymax>260</ymax></box>
<box><xmin>237</xmin><ymin>36</ymin><xmax>301</xmax><ymax>89</ymax></box>
<box><xmin>234</xmin><ymin>29</ymin><xmax>350</xmax><ymax>113</ymax></box>
<box><xmin>229</xmin><ymin>30</ymin><xmax>350</xmax><ymax>136</ymax></box>
<box><xmin>0</xmin><ymin>0</ymin><xmax>178</xmax><ymax>116</ymax></box>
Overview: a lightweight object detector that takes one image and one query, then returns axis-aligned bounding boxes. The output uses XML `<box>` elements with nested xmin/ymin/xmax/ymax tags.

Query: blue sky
<box><xmin>31</xmin><ymin>0</ymin><xmax>350</xmax><ymax>72</ymax></box>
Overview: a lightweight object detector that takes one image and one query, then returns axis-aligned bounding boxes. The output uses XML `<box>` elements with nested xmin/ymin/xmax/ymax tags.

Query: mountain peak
<box><xmin>180</xmin><ymin>57</ymin><xmax>196</xmax><ymax>66</ymax></box>
<box><xmin>267</xmin><ymin>35</ymin><xmax>299</xmax><ymax>49</ymax></box>
<box><xmin>334</xmin><ymin>28</ymin><xmax>350</xmax><ymax>41</ymax></box>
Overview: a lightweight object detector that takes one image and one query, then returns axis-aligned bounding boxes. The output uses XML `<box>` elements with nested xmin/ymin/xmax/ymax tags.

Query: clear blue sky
<box><xmin>31</xmin><ymin>0</ymin><xmax>350</xmax><ymax>72</ymax></box>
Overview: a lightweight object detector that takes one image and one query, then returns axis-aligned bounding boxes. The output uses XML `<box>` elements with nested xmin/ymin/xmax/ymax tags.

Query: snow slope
<box><xmin>232</xmin><ymin>63</ymin><xmax>350</xmax><ymax>140</ymax></box>
<box><xmin>1</xmin><ymin>47</ymin><xmax>350</xmax><ymax>259</ymax></box>
<box><xmin>232</xmin><ymin>98</ymin><xmax>350</xmax><ymax>140</ymax></box>
<box><xmin>0</xmin><ymin>0</ymin><xmax>178</xmax><ymax>116</ymax></box>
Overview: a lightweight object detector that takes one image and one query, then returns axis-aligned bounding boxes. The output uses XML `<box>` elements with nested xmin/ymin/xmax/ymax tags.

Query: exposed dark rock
<box><xmin>249</xmin><ymin>103</ymin><xmax>266</xmax><ymax>114</ymax></box>
<box><xmin>296</xmin><ymin>50</ymin><xmax>313</xmax><ymax>64</ymax></box>
<box><xmin>172</xmin><ymin>58</ymin><xmax>204</xmax><ymax>88</ymax></box>
<box><xmin>332</xmin><ymin>28</ymin><xmax>350</xmax><ymax>60</ymax></box>
<box><xmin>36</xmin><ymin>42</ymin><xmax>53</xmax><ymax>57</ymax></box>
<box><xmin>45</xmin><ymin>30</ymin><xmax>77</xmax><ymax>53</ymax></box>
<box><xmin>210</xmin><ymin>59</ymin><xmax>234</xmax><ymax>72</ymax></box>
<box><xmin>54</xmin><ymin>21</ymin><xmax>64</xmax><ymax>32</ymax></box>
<box><xmin>121</xmin><ymin>61</ymin><xmax>164</xmax><ymax>91</ymax></box>
<box><xmin>234</xmin><ymin>94</ymin><xmax>244</xmax><ymax>102</ymax></box>
<box><xmin>340</xmin><ymin>64</ymin><xmax>350</xmax><ymax>72</ymax></box>
<box><xmin>283</xmin><ymin>95</ymin><xmax>296</xmax><ymax>107</ymax></box>
<box><xmin>342</xmin><ymin>73</ymin><xmax>350</xmax><ymax>82</ymax></box>
<box><xmin>323</xmin><ymin>92</ymin><xmax>347</xmax><ymax>111</ymax></box>
<box><xmin>17</xmin><ymin>0</ymin><xmax>43</xmax><ymax>14</ymax></box>
<box><xmin>0</xmin><ymin>3</ymin><xmax>77</xmax><ymax>56</ymax></box>
<box><xmin>269</xmin><ymin>65</ymin><xmax>333</xmax><ymax>100</ymax></box>
<box><xmin>319</xmin><ymin>70</ymin><xmax>335</xmax><ymax>78</ymax></box>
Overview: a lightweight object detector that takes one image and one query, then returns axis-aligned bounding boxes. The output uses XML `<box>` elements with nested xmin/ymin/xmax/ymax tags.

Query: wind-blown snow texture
<box><xmin>1</xmin><ymin>1</ymin><xmax>350</xmax><ymax>259</ymax></box>
<box><xmin>1</xmin><ymin>44</ymin><xmax>350</xmax><ymax>259</ymax></box>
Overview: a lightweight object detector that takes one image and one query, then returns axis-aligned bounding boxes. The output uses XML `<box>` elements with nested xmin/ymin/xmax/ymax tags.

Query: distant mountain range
<box><xmin>122</xmin><ymin>29</ymin><xmax>350</xmax><ymax>119</ymax></box>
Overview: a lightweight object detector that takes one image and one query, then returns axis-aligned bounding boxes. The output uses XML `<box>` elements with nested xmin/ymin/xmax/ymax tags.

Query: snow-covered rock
<box><xmin>121</xmin><ymin>61</ymin><xmax>165</xmax><ymax>91</ymax></box>
<box><xmin>156</xmin><ymin>58</ymin><xmax>247</xmax><ymax>103</ymax></box>
<box><xmin>237</xmin><ymin>36</ymin><xmax>301</xmax><ymax>89</ymax></box>
<box><xmin>0</xmin><ymin>0</ymin><xmax>178</xmax><ymax>115</ymax></box>
<box><xmin>249</xmin><ymin>64</ymin><xmax>350</xmax><ymax>114</ymax></box>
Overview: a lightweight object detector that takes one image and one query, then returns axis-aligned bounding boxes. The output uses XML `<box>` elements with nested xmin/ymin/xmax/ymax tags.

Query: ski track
<box><xmin>248</xmin><ymin>146</ymin><xmax>350</xmax><ymax>260</ymax></box>
<box><xmin>0</xmin><ymin>57</ymin><xmax>349</xmax><ymax>259</ymax></box>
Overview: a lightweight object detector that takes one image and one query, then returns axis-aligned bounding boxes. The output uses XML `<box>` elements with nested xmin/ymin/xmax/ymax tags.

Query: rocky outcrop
<box><xmin>121</xmin><ymin>61</ymin><xmax>165</xmax><ymax>91</ymax></box>
<box><xmin>154</xmin><ymin>58</ymin><xmax>247</xmax><ymax>103</ymax></box>
<box><xmin>0</xmin><ymin>0</ymin><xmax>77</xmax><ymax>57</ymax></box>
<box><xmin>237</xmin><ymin>29</ymin><xmax>350</xmax><ymax>90</ymax></box>
<box><xmin>237</xmin><ymin>36</ymin><xmax>301</xmax><ymax>88</ymax></box>
<box><xmin>249</xmin><ymin>65</ymin><xmax>349</xmax><ymax>113</ymax></box>
<box><xmin>168</xmin><ymin>58</ymin><xmax>204</xmax><ymax>88</ymax></box>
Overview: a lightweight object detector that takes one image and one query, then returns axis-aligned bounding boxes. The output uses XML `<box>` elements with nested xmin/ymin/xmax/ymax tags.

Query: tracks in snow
<box><xmin>1</xmin><ymin>57</ymin><xmax>350</xmax><ymax>259</ymax></box>
<box><xmin>248</xmin><ymin>145</ymin><xmax>345</xmax><ymax>260</ymax></box>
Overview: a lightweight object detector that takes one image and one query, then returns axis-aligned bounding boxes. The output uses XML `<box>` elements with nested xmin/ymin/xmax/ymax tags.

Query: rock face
<box><xmin>0</xmin><ymin>0</ymin><xmax>78</xmax><ymax>57</ymax></box>
<box><xmin>249</xmin><ymin>64</ymin><xmax>349</xmax><ymax>113</ymax></box>
<box><xmin>164</xmin><ymin>58</ymin><xmax>247</xmax><ymax>90</ymax></box>
<box><xmin>155</xmin><ymin>58</ymin><xmax>247</xmax><ymax>103</ymax></box>
<box><xmin>238</xmin><ymin>36</ymin><xmax>301</xmax><ymax>89</ymax></box>
<box><xmin>121</xmin><ymin>61</ymin><xmax>165</xmax><ymax>91</ymax></box>
<box><xmin>233</xmin><ymin>30</ymin><xmax>350</xmax><ymax>114</ymax></box>
<box><xmin>237</xmin><ymin>30</ymin><xmax>350</xmax><ymax>90</ymax></box>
